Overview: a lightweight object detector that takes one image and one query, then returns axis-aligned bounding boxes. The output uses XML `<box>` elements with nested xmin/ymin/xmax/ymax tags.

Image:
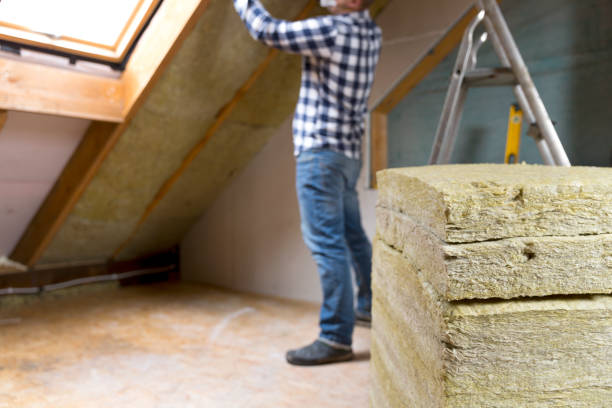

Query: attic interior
<box><xmin>1</xmin><ymin>0</ymin><xmax>611</xmax><ymax>406</ymax></box>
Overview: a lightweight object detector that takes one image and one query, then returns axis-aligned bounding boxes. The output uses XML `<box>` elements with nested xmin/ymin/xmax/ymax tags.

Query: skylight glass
<box><xmin>0</xmin><ymin>0</ymin><xmax>160</xmax><ymax>64</ymax></box>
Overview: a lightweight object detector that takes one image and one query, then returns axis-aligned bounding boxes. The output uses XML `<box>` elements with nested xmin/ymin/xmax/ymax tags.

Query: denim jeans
<box><xmin>296</xmin><ymin>149</ymin><xmax>372</xmax><ymax>348</ymax></box>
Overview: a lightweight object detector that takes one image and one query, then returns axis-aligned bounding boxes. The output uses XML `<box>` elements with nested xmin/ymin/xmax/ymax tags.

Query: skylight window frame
<box><xmin>0</xmin><ymin>0</ymin><xmax>162</xmax><ymax>65</ymax></box>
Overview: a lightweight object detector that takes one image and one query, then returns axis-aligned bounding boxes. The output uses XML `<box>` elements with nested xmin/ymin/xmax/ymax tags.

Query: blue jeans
<box><xmin>296</xmin><ymin>149</ymin><xmax>372</xmax><ymax>348</ymax></box>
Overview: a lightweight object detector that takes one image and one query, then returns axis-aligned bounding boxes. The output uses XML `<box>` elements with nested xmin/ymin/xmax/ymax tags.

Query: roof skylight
<box><xmin>0</xmin><ymin>0</ymin><xmax>161</xmax><ymax>65</ymax></box>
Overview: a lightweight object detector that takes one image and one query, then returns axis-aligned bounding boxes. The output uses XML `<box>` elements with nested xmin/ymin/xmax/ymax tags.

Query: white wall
<box><xmin>0</xmin><ymin>111</ymin><xmax>89</xmax><ymax>255</ymax></box>
<box><xmin>181</xmin><ymin>118</ymin><xmax>324</xmax><ymax>301</ymax></box>
<box><xmin>181</xmin><ymin>0</ymin><xmax>474</xmax><ymax>302</ymax></box>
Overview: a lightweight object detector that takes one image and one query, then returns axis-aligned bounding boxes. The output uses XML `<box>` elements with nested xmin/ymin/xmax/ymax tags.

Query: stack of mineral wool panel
<box><xmin>371</xmin><ymin>164</ymin><xmax>612</xmax><ymax>408</ymax></box>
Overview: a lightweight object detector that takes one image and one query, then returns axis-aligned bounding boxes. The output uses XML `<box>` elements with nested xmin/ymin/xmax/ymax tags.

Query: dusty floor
<box><xmin>0</xmin><ymin>282</ymin><xmax>371</xmax><ymax>407</ymax></box>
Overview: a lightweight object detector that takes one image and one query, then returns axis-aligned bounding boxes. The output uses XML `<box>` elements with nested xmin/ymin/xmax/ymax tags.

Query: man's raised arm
<box><xmin>233</xmin><ymin>0</ymin><xmax>337</xmax><ymax>58</ymax></box>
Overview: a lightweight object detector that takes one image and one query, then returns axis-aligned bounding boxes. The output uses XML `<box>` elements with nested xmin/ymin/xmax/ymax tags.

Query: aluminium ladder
<box><xmin>428</xmin><ymin>0</ymin><xmax>571</xmax><ymax>167</ymax></box>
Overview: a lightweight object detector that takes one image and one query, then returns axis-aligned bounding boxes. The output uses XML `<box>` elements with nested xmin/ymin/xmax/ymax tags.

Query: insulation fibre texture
<box><xmin>372</xmin><ymin>241</ymin><xmax>612</xmax><ymax>407</ymax></box>
<box><xmin>38</xmin><ymin>0</ymin><xmax>312</xmax><ymax>265</ymax></box>
<box><xmin>40</xmin><ymin>0</ymin><xmax>392</xmax><ymax>264</ymax></box>
<box><xmin>372</xmin><ymin>164</ymin><xmax>612</xmax><ymax>407</ymax></box>
<box><xmin>377</xmin><ymin>164</ymin><xmax>612</xmax><ymax>243</ymax></box>
<box><xmin>377</xmin><ymin>206</ymin><xmax>612</xmax><ymax>300</ymax></box>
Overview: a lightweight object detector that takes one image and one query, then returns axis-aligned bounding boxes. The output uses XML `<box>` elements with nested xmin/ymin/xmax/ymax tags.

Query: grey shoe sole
<box><xmin>286</xmin><ymin>351</ymin><xmax>354</xmax><ymax>366</ymax></box>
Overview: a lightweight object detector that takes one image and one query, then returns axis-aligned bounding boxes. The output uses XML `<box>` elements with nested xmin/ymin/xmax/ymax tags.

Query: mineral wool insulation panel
<box><xmin>372</xmin><ymin>164</ymin><xmax>612</xmax><ymax>407</ymax></box>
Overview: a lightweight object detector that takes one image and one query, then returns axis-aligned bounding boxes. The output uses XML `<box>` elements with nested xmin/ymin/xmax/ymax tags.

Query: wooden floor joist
<box><xmin>1</xmin><ymin>247</ymin><xmax>178</xmax><ymax>290</ymax></box>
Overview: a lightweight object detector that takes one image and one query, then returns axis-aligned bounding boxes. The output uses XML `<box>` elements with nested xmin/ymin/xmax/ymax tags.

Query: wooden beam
<box><xmin>10</xmin><ymin>121</ymin><xmax>120</xmax><ymax>266</ymax></box>
<box><xmin>0</xmin><ymin>0</ymin><xmax>206</xmax><ymax>123</ymax></box>
<box><xmin>0</xmin><ymin>0</ymin><xmax>382</xmax><ymax>124</ymax></box>
<box><xmin>370</xmin><ymin>111</ymin><xmax>388</xmax><ymax>188</ymax></box>
<box><xmin>10</xmin><ymin>0</ymin><xmax>380</xmax><ymax>264</ymax></box>
<box><xmin>1</xmin><ymin>247</ymin><xmax>178</xmax><ymax>290</ymax></box>
<box><xmin>0</xmin><ymin>58</ymin><xmax>124</xmax><ymax>122</ymax></box>
<box><xmin>10</xmin><ymin>0</ymin><xmax>211</xmax><ymax>267</ymax></box>
<box><xmin>374</xmin><ymin>6</ymin><xmax>480</xmax><ymax>115</ymax></box>
<box><xmin>112</xmin><ymin>0</ymin><xmax>389</xmax><ymax>258</ymax></box>
<box><xmin>122</xmin><ymin>0</ymin><xmax>211</xmax><ymax>119</ymax></box>
<box><xmin>0</xmin><ymin>110</ymin><xmax>7</xmax><ymax>133</ymax></box>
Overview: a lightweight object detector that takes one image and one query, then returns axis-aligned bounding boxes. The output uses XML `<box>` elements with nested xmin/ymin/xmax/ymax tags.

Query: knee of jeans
<box><xmin>311</xmin><ymin>246</ymin><xmax>349</xmax><ymax>268</ymax></box>
<box><xmin>302</xmin><ymin>227</ymin><xmax>344</xmax><ymax>257</ymax></box>
<box><xmin>309</xmin><ymin>237</ymin><xmax>348</xmax><ymax>260</ymax></box>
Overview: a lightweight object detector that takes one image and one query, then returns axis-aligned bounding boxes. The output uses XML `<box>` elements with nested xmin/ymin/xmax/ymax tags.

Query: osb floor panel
<box><xmin>0</xmin><ymin>283</ymin><xmax>371</xmax><ymax>407</ymax></box>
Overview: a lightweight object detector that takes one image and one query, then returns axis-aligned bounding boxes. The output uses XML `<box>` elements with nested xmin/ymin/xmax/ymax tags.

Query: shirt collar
<box><xmin>338</xmin><ymin>9</ymin><xmax>371</xmax><ymax>21</ymax></box>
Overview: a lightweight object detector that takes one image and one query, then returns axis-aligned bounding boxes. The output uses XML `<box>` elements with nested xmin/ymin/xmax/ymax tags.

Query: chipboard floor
<box><xmin>0</xmin><ymin>282</ymin><xmax>371</xmax><ymax>407</ymax></box>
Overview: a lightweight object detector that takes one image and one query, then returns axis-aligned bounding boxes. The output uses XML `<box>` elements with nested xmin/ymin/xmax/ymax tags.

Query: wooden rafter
<box><xmin>121</xmin><ymin>0</ymin><xmax>211</xmax><ymax>119</ymax></box>
<box><xmin>11</xmin><ymin>0</ymin><xmax>390</xmax><ymax>266</ymax></box>
<box><xmin>10</xmin><ymin>0</ymin><xmax>211</xmax><ymax>267</ymax></box>
<box><xmin>112</xmin><ymin>0</ymin><xmax>319</xmax><ymax>259</ymax></box>
<box><xmin>10</xmin><ymin>122</ymin><xmax>120</xmax><ymax>265</ymax></box>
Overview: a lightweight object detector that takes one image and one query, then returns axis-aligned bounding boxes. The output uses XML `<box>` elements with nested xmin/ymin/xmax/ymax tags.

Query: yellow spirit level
<box><xmin>505</xmin><ymin>103</ymin><xmax>523</xmax><ymax>164</ymax></box>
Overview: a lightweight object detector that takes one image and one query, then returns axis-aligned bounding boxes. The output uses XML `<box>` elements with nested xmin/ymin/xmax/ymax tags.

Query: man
<box><xmin>233</xmin><ymin>0</ymin><xmax>381</xmax><ymax>365</ymax></box>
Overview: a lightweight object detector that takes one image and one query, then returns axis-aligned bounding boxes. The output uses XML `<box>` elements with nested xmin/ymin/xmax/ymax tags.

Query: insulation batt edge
<box><xmin>377</xmin><ymin>206</ymin><xmax>612</xmax><ymax>300</ymax></box>
<box><xmin>373</xmin><ymin>240</ymin><xmax>612</xmax><ymax>407</ymax></box>
<box><xmin>376</xmin><ymin>164</ymin><xmax>612</xmax><ymax>243</ymax></box>
<box><xmin>372</xmin><ymin>164</ymin><xmax>612</xmax><ymax>407</ymax></box>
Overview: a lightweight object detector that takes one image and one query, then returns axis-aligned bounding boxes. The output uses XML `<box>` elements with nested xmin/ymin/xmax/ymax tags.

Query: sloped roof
<box><xmin>13</xmin><ymin>0</ymin><xmax>391</xmax><ymax>267</ymax></box>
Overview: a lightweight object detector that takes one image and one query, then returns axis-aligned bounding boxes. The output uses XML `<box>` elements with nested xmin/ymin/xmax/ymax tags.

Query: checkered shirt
<box><xmin>234</xmin><ymin>0</ymin><xmax>382</xmax><ymax>159</ymax></box>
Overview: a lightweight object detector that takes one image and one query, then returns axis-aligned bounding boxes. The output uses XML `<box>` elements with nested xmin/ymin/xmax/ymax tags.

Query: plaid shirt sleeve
<box><xmin>233</xmin><ymin>0</ymin><xmax>337</xmax><ymax>58</ymax></box>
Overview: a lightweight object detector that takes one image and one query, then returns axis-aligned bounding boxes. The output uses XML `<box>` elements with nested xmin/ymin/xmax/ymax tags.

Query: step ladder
<box><xmin>428</xmin><ymin>0</ymin><xmax>571</xmax><ymax>166</ymax></box>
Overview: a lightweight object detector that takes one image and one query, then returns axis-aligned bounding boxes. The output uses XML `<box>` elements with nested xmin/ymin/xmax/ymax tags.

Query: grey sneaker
<box><xmin>286</xmin><ymin>340</ymin><xmax>353</xmax><ymax>366</ymax></box>
<box><xmin>355</xmin><ymin>310</ymin><xmax>371</xmax><ymax>328</ymax></box>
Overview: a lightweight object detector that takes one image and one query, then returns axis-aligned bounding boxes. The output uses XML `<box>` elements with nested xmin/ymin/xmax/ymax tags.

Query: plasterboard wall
<box><xmin>181</xmin><ymin>0</ymin><xmax>474</xmax><ymax>302</ymax></box>
<box><xmin>0</xmin><ymin>111</ymin><xmax>89</xmax><ymax>255</ymax></box>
